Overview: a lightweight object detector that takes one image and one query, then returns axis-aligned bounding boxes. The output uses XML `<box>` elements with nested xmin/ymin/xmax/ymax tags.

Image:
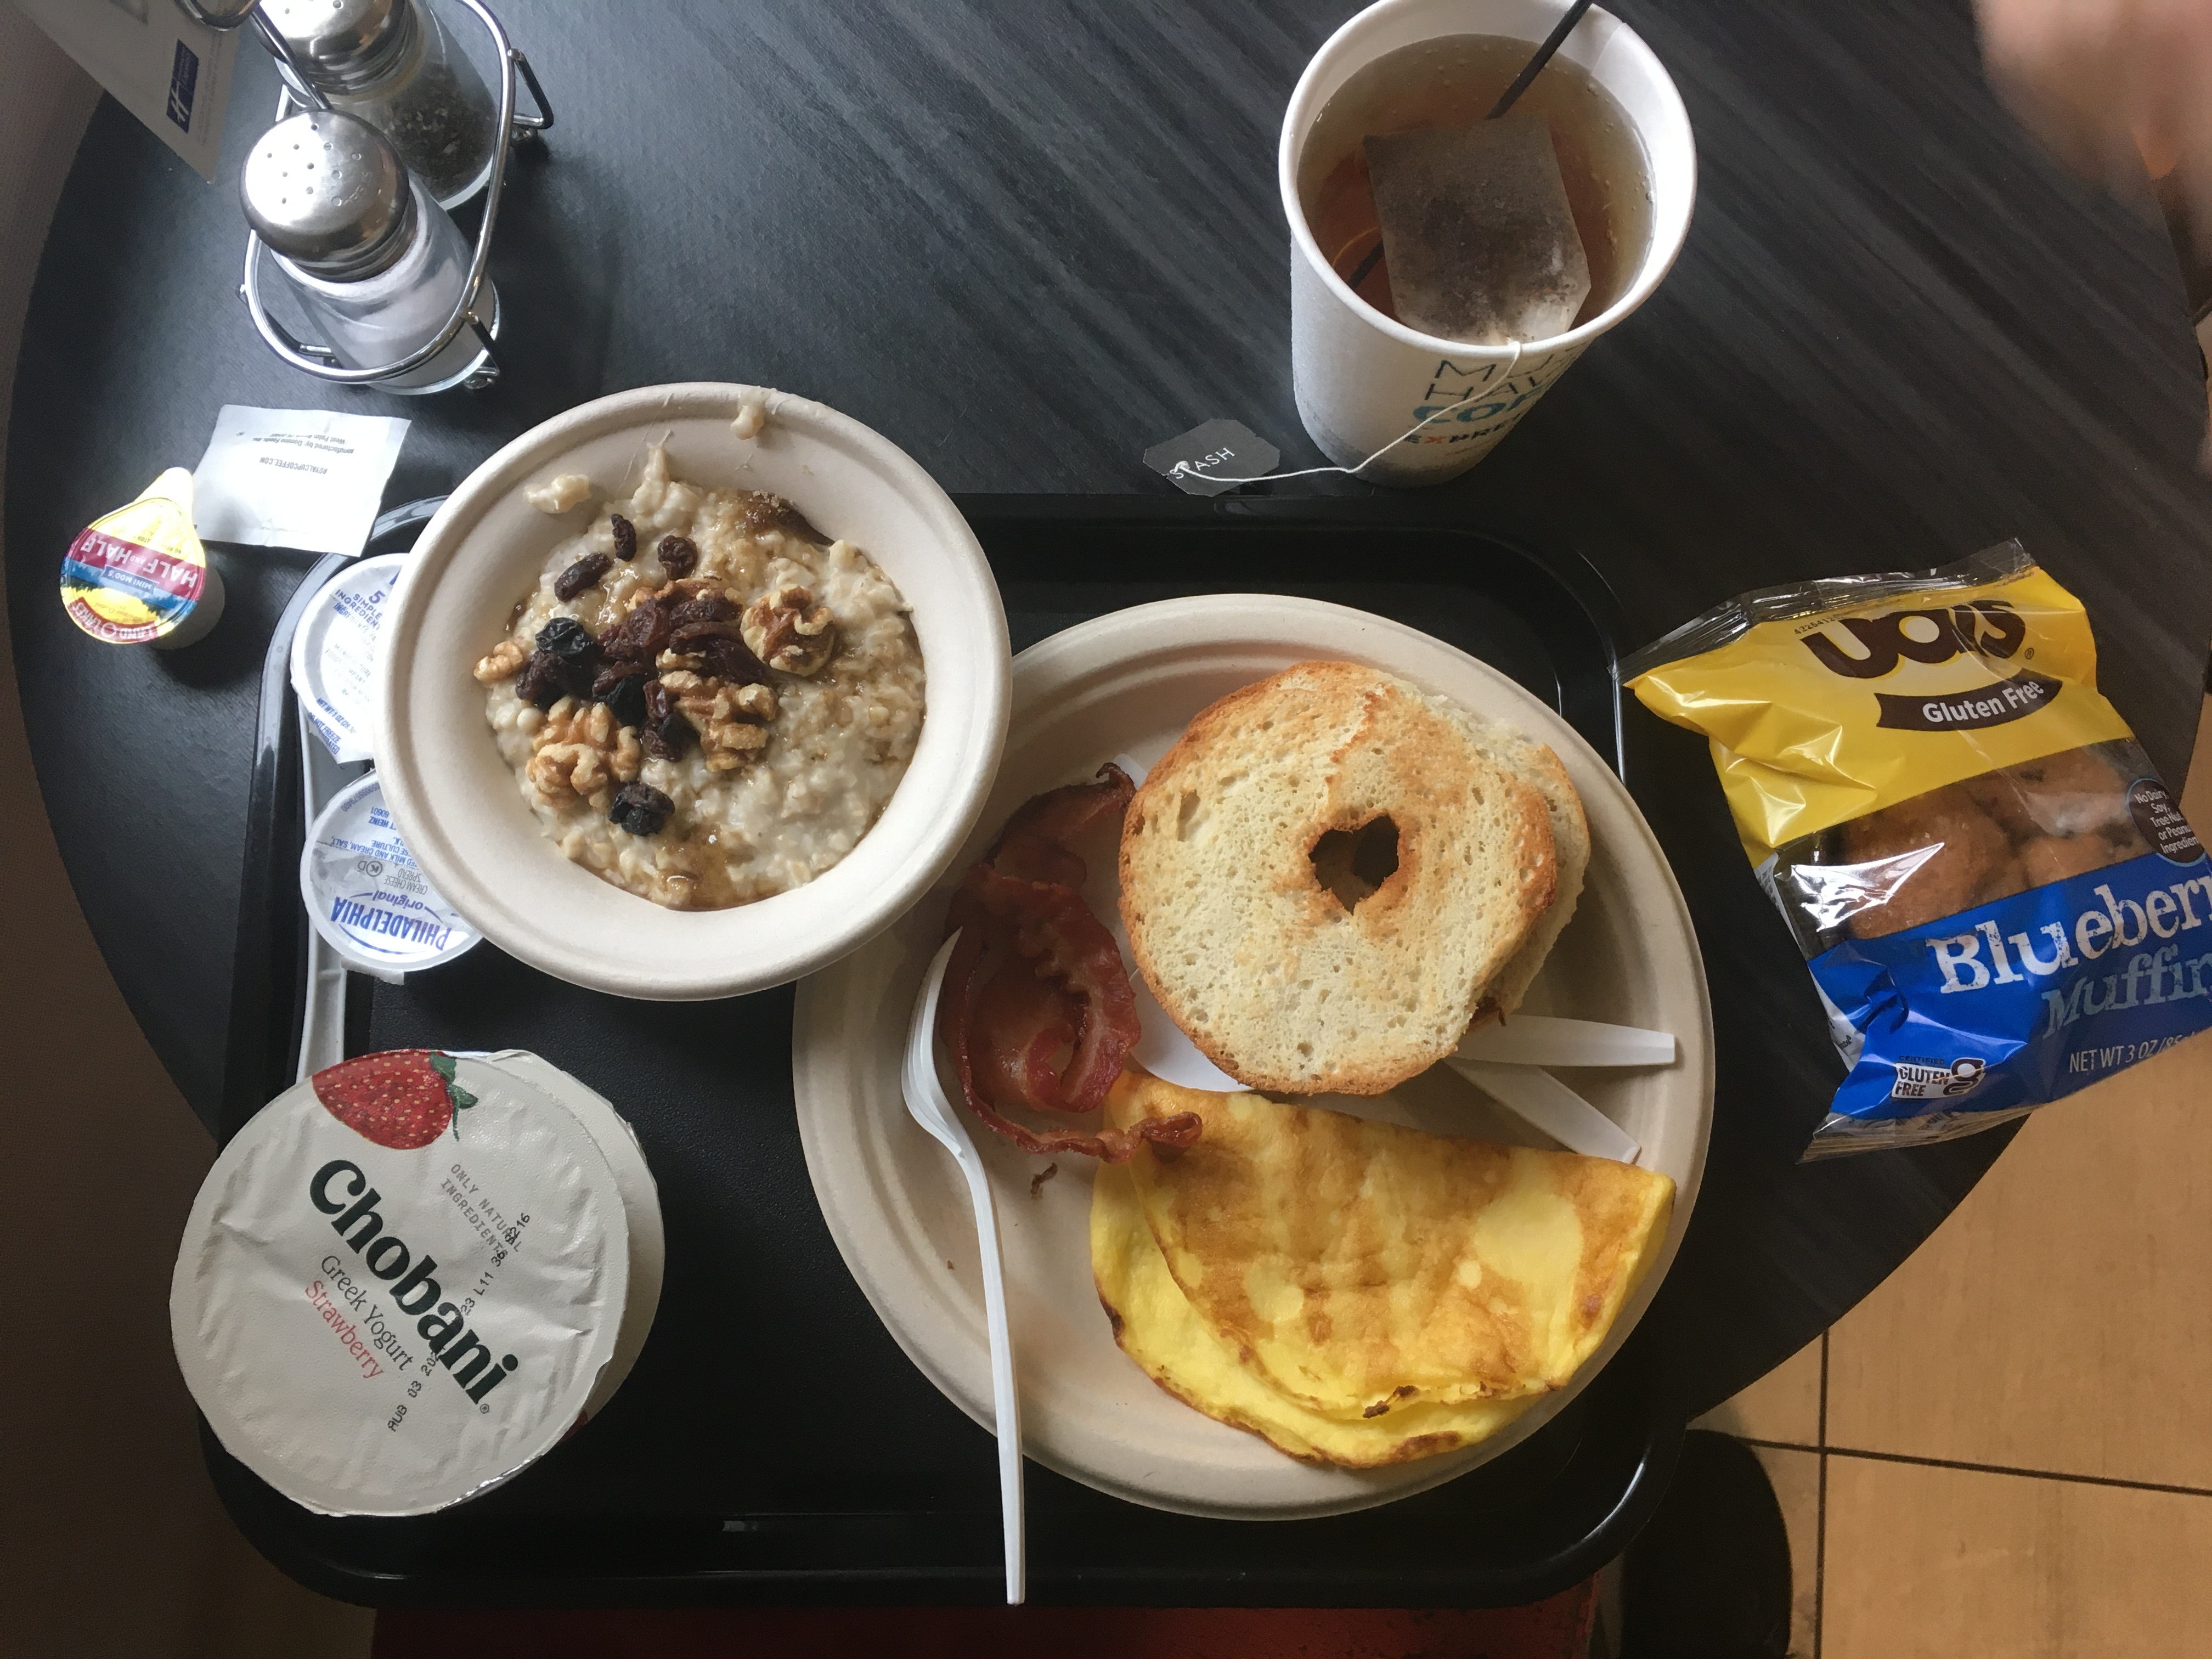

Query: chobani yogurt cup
<box><xmin>171</xmin><ymin>1051</ymin><xmax>632</xmax><ymax>1515</ymax></box>
<box><xmin>291</xmin><ymin>554</ymin><xmax>407</xmax><ymax>762</ymax></box>
<box><xmin>303</xmin><ymin>773</ymin><xmax>478</xmax><ymax>980</ymax></box>
<box><xmin>60</xmin><ymin>467</ymin><xmax>227</xmax><ymax>650</ymax></box>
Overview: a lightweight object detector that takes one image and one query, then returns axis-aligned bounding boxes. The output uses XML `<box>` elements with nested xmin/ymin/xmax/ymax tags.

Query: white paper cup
<box><xmin>1283</xmin><ymin>0</ymin><xmax>1696</xmax><ymax>486</ymax></box>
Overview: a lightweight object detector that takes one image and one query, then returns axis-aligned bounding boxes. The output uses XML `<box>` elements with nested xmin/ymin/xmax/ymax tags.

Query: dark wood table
<box><xmin>10</xmin><ymin>0</ymin><xmax>2211</xmax><ymax>1601</ymax></box>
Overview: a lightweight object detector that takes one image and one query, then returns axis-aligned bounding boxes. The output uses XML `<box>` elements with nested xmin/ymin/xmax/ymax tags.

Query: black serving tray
<box><xmin>213</xmin><ymin>495</ymin><xmax>1684</xmax><ymax>1609</ymax></box>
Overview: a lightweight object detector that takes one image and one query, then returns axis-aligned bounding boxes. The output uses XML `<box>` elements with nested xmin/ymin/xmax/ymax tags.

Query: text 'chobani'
<box><xmin>309</xmin><ymin>1159</ymin><xmax>517</xmax><ymax>1404</ymax></box>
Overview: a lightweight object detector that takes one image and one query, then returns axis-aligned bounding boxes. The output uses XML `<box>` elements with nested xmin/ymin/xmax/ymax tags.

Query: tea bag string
<box><xmin>1167</xmin><ymin>341</ymin><xmax>1525</xmax><ymax>487</ymax></box>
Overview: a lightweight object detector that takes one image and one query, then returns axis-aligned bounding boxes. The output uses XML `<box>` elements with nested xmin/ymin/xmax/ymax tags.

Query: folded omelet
<box><xmin>1093</xmin><ymin>1160</ymin><xmax>1541</xmax><ymax>1466</ymax></box>
<box><xmin>1093</xmin><ymin>1071</ymin><xmax>1673</xmax><ymax>1464</ymax></box>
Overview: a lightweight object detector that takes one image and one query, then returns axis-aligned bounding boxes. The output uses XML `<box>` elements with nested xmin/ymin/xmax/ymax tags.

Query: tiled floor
<box><xmin>1691</xmin><ymin>700</ymin><xmax>2212</xmax><ymax>1658</ymax></box>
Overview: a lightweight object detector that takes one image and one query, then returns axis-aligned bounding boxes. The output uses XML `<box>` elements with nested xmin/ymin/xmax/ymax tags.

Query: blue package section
<box><xmin>1812</xmin><ymin>850</ymin><xmax>2212</xmax><ymax>1121</ymax></box>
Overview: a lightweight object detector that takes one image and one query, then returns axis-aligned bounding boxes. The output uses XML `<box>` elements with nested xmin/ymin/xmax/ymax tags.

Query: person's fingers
<box><xmin>2142</xmin><ymin>1</ymin><xmax>2212</xmax><ymax>227</ymax></box>
<box><xmin>1976</xmin><ymin>0</ymin><xmax>2148</xmax><ymax>176</ymax></box>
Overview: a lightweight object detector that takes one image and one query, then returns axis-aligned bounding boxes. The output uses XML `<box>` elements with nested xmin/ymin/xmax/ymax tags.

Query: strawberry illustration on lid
<box><xmin>311</xmin><ymin>1049</ymin><xmax>477</xmax><ymax>1149</ymax></box>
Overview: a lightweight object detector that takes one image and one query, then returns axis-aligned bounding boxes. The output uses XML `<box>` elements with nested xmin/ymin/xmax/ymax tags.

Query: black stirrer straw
<box><xmin>1344</xmin><ymin>0</ymin><xmax>1598</xmax><ymax>292</ymax></box>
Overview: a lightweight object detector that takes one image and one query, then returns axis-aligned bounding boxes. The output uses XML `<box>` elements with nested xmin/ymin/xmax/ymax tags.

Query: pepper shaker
<box><xmin>241</xmin><ymin>110</ymin><xmax>499</xmax><ymax>393</ymax></box>
<box><xmin>261</xmin><ymin>0</ymin><xmax>500</xmax><ymax>207</ymax></box>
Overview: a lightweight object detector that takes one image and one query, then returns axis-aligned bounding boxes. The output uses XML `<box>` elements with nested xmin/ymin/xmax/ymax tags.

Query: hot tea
<box><xmin>1300</xmin><ymin>32</ymin><xmax>1654</xmax><ymax>337</ymax></box>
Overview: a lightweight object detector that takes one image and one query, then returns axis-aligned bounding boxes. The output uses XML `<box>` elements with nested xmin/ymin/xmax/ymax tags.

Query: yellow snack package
<box><xmin>1625</xmin><ymin>542</ymin><xmax>2212</xmax><ymax>1157</ymax></box>
<box><xmin>60</xmin><ymin>468</ymin><xmax>225</xmax><ymax>649</ymax></box>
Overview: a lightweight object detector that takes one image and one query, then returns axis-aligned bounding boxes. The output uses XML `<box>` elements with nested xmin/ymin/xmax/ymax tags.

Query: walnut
<box><xmin>613</xmin><ymin>726</ymin><xmax>644</xmax><ymax>780</ymax></box>
<box><xmin>473</xmin><ymin>639</ymin><xmax>528</xmax><ymax>683</ymax></box>
<box><xmin>661</xmin><ymin>669</ymin><xmax>778</xmax><ymax>772</ymax></box>
<box><xmin>742</xmin><ymin>585</ymin><xmax>836</xmax><ymax>675</ymax></box>
<box><xmin>527</xmin><ymin>696</ymin><xmax>642</xmax><ymax>805</ymax></box>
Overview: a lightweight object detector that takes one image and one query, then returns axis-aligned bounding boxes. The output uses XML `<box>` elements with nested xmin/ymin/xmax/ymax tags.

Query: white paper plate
<box><xmin>793</xmin><ymin>595</ymin><xmax>1713</xmax><ymax>1519</ymax></box>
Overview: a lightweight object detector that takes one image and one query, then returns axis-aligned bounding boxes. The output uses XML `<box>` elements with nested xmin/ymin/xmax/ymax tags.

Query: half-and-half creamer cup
<box><xmin>60</xmin><ymin>468</ymin><xmax>227</xmax><ymax>649</ymax></box>
<box><xmin>171</xmin><ymin>1051</ymin><xmax>646</xmax><ymax>1516</ymax></box>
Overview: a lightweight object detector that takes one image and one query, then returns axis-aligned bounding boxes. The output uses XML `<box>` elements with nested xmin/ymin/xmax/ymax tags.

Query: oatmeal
<box><xmin>479</xmin><ymin>447</ymin><xmax>926</xmax><ymax>909</ymax></box>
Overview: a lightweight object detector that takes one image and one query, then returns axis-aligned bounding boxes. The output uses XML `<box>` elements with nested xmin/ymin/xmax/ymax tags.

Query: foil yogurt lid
<box><xmin>302</xmin><ymin>772</ymin><xmax>479</xmax><ymax>980</ymax></box>
<box><xmin>169</xmin><ymin>1051</ymin><xmax>629</xmax><ymax>1516</ymax></box>
<box><xmin>467</xmin><ymin>1051</ymin><xmax>665</xmax><ymax>1421</ymax></box>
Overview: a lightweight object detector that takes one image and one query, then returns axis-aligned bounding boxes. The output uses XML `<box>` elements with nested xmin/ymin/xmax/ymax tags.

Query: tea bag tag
<box><xmin>1146</xmin><ymin>379</ymin><xmax>1522</xmax><ymax>492</ymax></box>
<box><xmin>1364</xmin><ymin>113</ymin><xmax>1592</xmax><ymax>346</ymax></box>
<box><xmin>1143</xmin><ymin>419</ymin><xmax>1282</xmax><ymax>497</ymax></box>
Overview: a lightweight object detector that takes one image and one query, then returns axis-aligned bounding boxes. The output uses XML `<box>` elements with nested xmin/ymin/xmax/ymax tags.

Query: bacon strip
<box><xmin>939</xmin><ymin>765</ymin><xmax>1201</xmax><ymax>1163</ymax></box>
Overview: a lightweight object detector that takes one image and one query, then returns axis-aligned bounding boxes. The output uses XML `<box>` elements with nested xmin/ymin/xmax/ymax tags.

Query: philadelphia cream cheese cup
<box><xmin>170</xmin><ymin>1052</ymin><xmax>631</xmax><ymax>1516</ymax></box>
<box><xmin>303</xmin><ymin>774</ymin><xmax>480</xmax><ymax>981</ymax></box>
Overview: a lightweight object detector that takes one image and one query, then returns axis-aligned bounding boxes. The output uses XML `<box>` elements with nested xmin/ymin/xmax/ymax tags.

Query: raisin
<box><xmin>741</xmin><ymin>491</ymin><xmax>824</xmax><ymax>544</ymax></box>
<box><xmin>592</xmin><ymin>659</ymin><xmax>646</xmax><ymax>695</ymax></box>
<box><xmin>597</xmin><ymin>595</ymin><xmax>672</xmax><ymax>664</ymax></box>
<box><xmin>639</xmin><ymin>680</ymin><xmax>692</xmax><ymax>759</ymax></box>
<box><xmin>554</xmin><ymin>552</ymin><xmax>612</xmax><ymax>601</ymax></box>
<box><xmin>611</xmin><ymin>514</ymin><xmax>637</xmax><ymax>561</ymax></box>
<box><xmin>594</xmin><ymin>664</ymin><xmax>650</xmax><ymax>727</ymax></box>
<box><xmin>526</xmin><ymin>619</ymin><xmax>601</xmax><ymax>698</ymax></box>
<box><xmin>537</xmin><ymin>616</ymin><xmax>600</xmax><ymax>663</ymax></box>
<box><xmin>608</xmin><ymin>781</ymin><xmax>675</xmax><ymax>836</ymax></box>
<box><xmin>658</xmin><ymin>534</ymin><xmax>699</xmax><ymax>578</ymax></box>
<box><xmin>514</xmin><ymin>651</ymin><xmax>567</xmax><ymax>710</ymax></box>
<box><xmin>697</xmin><ymin>633</ymin><xmax>770</xmax><ymax>685</ymax></box>
<box><xmin>640</xmin><ymin>715</ymin><xmax>691</xmax><ymax>761</ymax></box>
<box><xmin>668</xmin><ymin>590</ymin><xmax>741</xmax><ymax>627</ymax></box>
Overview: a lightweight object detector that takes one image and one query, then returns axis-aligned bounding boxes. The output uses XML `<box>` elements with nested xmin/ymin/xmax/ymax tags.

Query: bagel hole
<box><xmin>1311</xmin><ymin>815</ymin><xmax>1400</xmax><ymax>910</ymax></box>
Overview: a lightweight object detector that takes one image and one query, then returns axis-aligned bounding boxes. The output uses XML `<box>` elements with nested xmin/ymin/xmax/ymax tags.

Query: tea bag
<box><xmin>1364</xmin><ymin>114</ymin><xmax>1591</xmax><ymax>345</ymax></box>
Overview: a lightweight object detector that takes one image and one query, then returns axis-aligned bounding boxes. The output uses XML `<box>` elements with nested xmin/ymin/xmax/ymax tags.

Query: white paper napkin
<box><xmin>192</xmin><ymin>406</ymin><xmax>410</xmax><ymax>557</ymax></box>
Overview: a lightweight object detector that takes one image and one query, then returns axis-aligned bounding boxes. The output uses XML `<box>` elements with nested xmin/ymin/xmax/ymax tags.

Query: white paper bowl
<box><xmin>375</xmin><ymin>384</ymin><xmax>1011</xmax><ymax>1001</ymax></box>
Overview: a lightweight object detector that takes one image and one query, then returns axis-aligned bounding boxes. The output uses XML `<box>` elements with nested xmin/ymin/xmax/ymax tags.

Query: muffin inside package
<box><xmin>1625</xmin><ymin>542</ymin><xmax>2212</xmax><ymax>1158</ymax></box>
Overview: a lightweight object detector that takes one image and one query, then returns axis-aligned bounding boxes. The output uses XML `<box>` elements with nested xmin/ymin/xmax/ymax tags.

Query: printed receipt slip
<box><xmin>1626</xmin><ymin>541</ymin><xmax>2212</xmax><ymax>1158</ymax></box>
<box><xmin>169</xmin><ymin>1050</ymin><xmax>659</xmax><ymax>1516</ymax></box>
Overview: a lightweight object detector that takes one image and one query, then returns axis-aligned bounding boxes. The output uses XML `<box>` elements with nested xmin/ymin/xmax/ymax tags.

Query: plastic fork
<box><xmin>904</xmin><ymin>932</ymin><xmax>1025</xmax><ymax>1605</ymax></box>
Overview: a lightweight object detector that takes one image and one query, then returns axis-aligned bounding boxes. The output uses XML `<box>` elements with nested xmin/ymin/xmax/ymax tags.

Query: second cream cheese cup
<box><xmin>303</xmin><ymin>774</ymin><xmax>481</xmax><ymax>981</ymax></box>
<box><xmin>1282</xmin><ymin>0</ymin><xmax>1696</xmax><ymax>486</ymax></box>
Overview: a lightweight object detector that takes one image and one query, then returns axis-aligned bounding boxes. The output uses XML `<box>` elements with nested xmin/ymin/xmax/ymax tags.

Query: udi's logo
<box><xmin>1802</xmin><ymin>601</ymin><xmax>2027</xmax><ymax>680</ymax></box>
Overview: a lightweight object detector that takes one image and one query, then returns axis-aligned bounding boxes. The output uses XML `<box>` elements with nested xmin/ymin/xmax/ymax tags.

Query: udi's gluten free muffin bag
<box><xmin>1626</xmin><ymin>542</ymin><xmax>2212</xmax><ymax>1157</ymax></box>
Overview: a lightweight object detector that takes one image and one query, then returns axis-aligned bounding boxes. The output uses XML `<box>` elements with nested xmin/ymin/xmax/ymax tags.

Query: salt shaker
<box><xmin>261</xmin><ymin>0</ymin><xmax>499</xmax><ymax>208</ymax></box>
<box><xmin>241</xmin><ymin>111</ymin><xmax>499</xmax><ymax>394</ymax></box>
